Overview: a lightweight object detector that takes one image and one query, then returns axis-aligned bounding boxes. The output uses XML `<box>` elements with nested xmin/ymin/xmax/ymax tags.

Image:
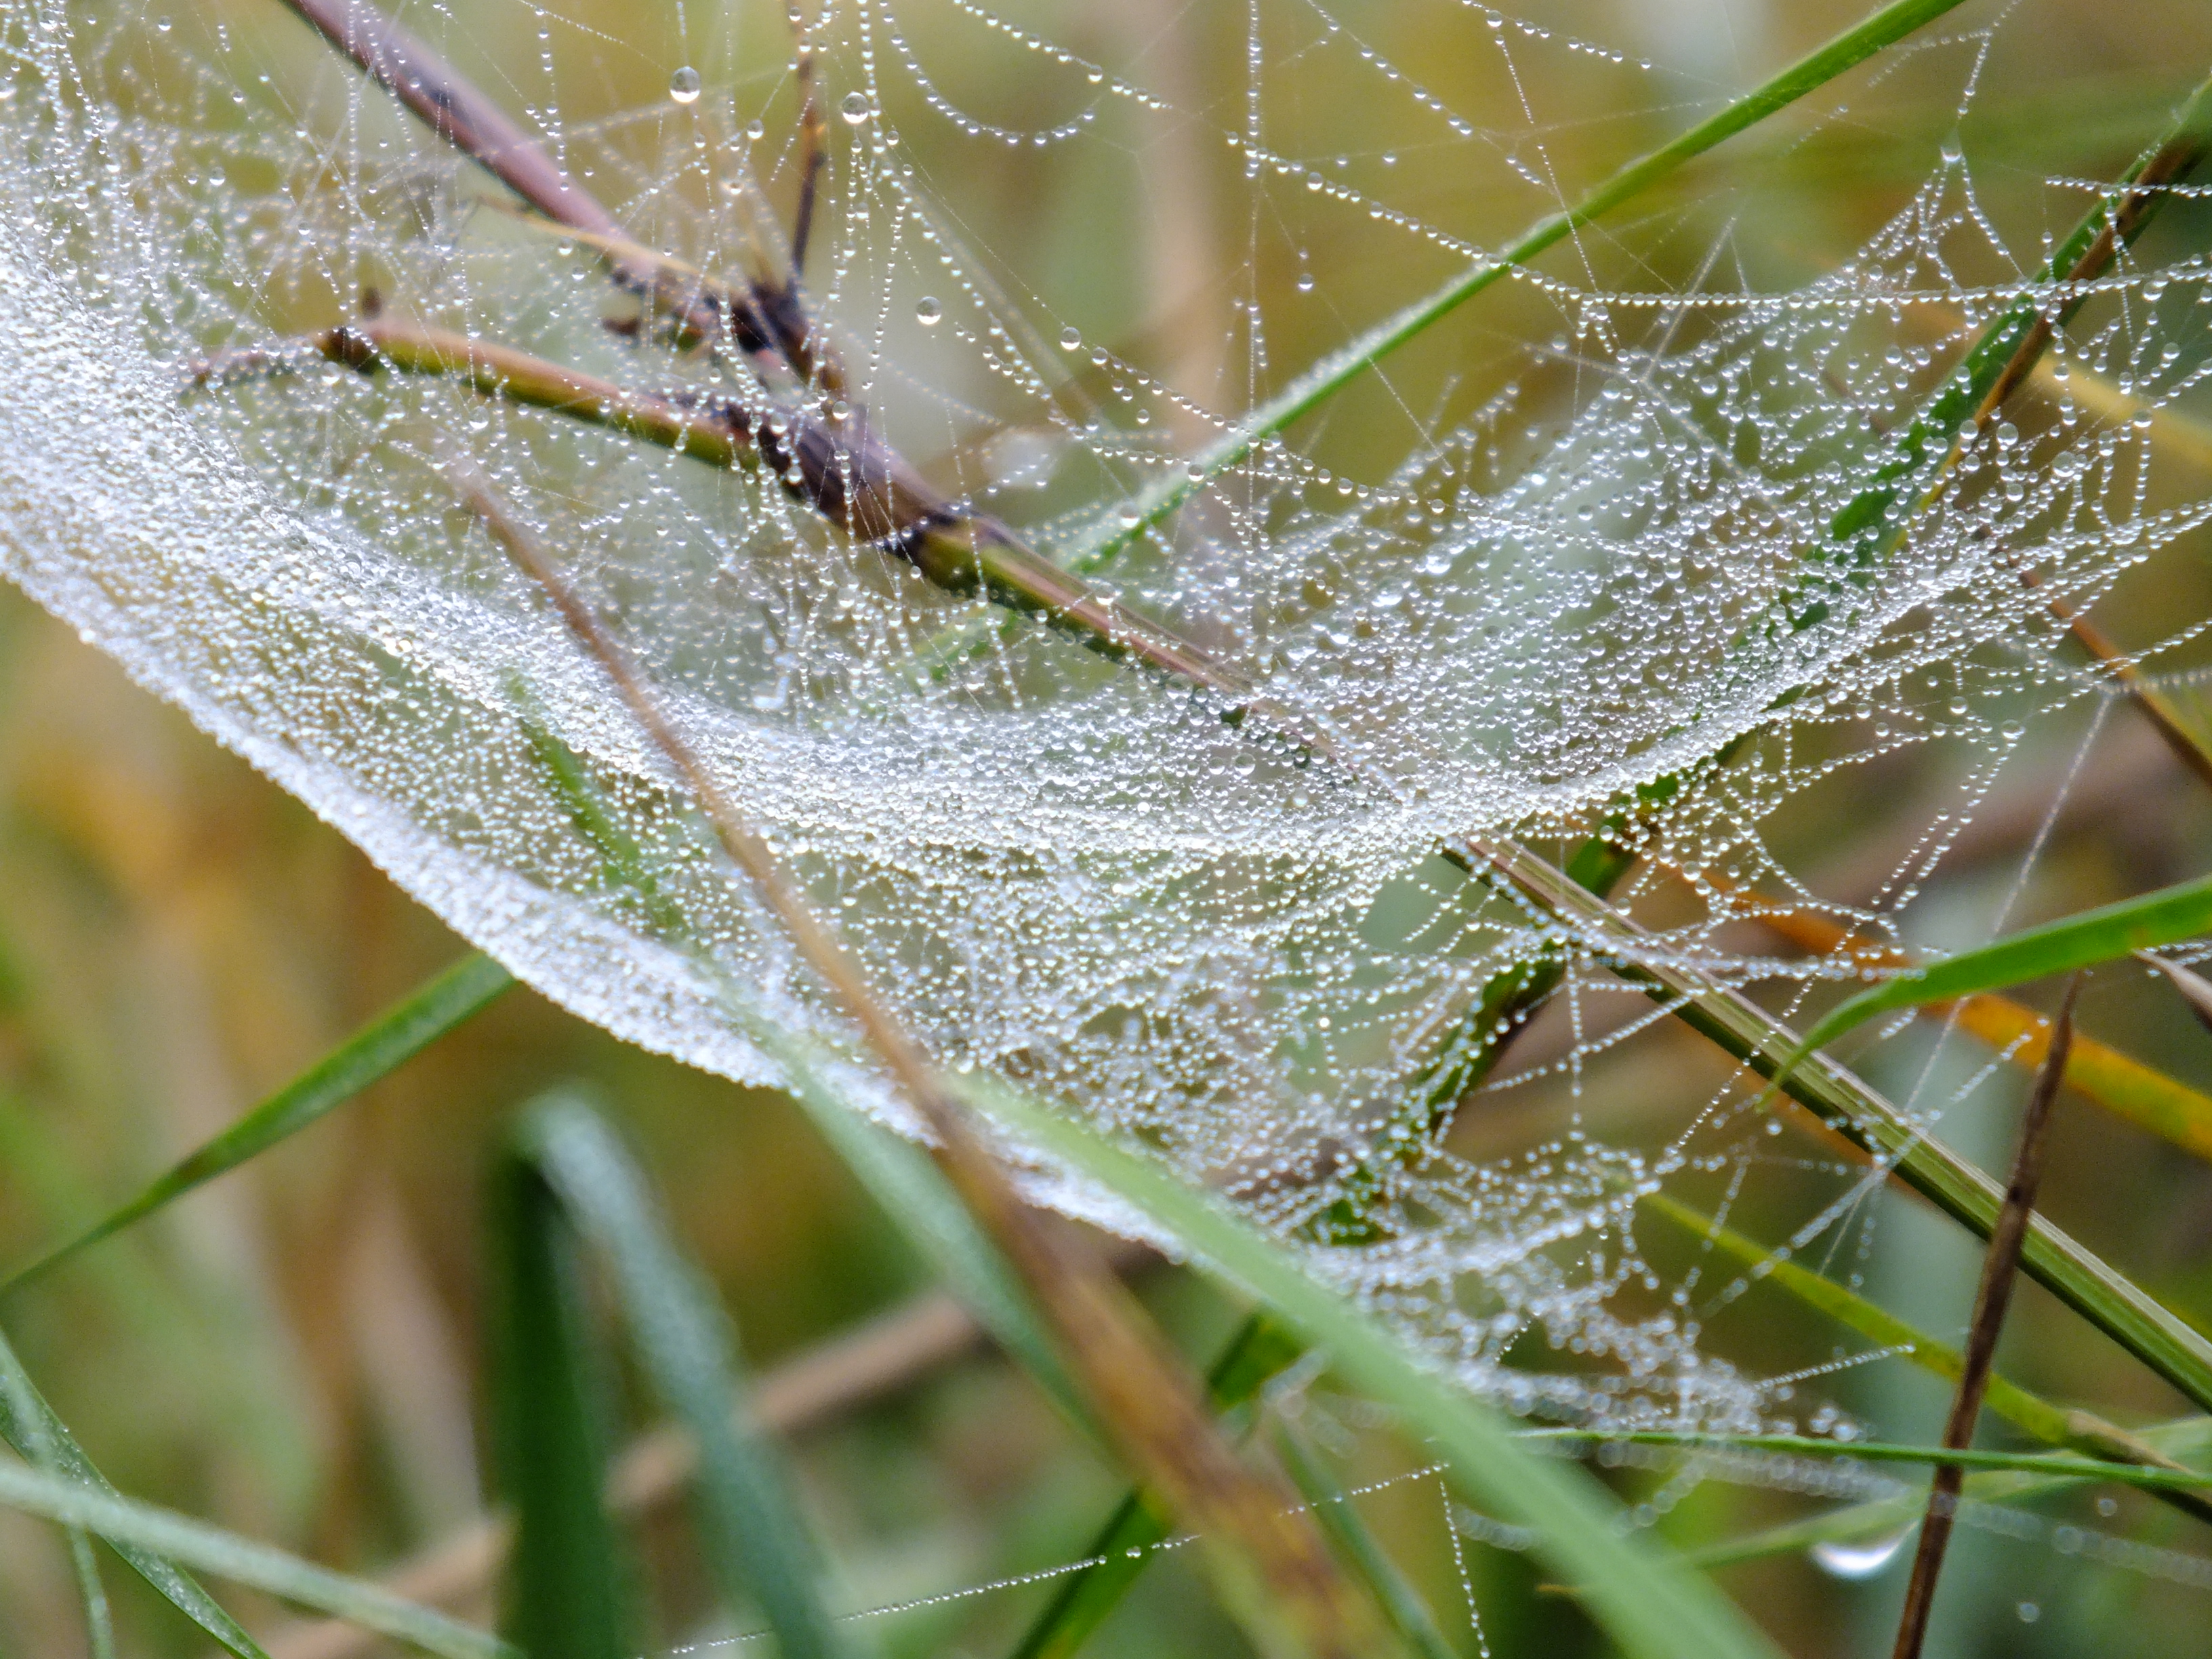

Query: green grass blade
<box><xmin>1271</xmin><ymin>1420</ymin><xmax>1458</xmax><ymax>1659</ymax></box>
<box><xmin>2</xmin><ymin>951</ymin><xmax>514</xmax><ymax>1295</ymax></box>
<box><xmin>0</xmin><ymin>1458</ymin><xmax>509</xmax><ymax>1659</ymax></box>
<box><xmin>64</xmin><ymin>1526</ymin><xmax>115</xmax><ymax>1659</ymax></box>
<box><xmin>1687</xmin><ymin>1416</ymin><xmax>2212</xmax><ymax>1571</ymax></box>
<box><xmin>516</xmin><ymin>696</ymin><xmax>1087</xmax><ymax>1443</ymax></box>
<box><xmin>1523</xmin><ymin>1430</ymin><xmax>2212</xmax><ymax>1494</ymax></box>
<box><xmin>1008</xmin><ymin>1314</ymin><xmax>1304</xmax><ymax>1659</ymax></box>
<box><xmin>1783</xmin><ymin>873</ymin><xmax>2212</xmax><ymax>1076</ymax></box>
<box><xmin>1056</xmin><ymin>0</ymin><xmax>1968</xmax><ymax>576</ymax></box>
<box><xmin>0</xmin><ymin>1324</ymin><xmax>270</xmax><ymax>1659</ymax></box>
<box><xmin>489</xmin><ymin>1139</ymin><xmax>637</xmax><ymax>1659</ymax></box>
<box><xmin>1483</xmin><ymin>841</ymin><xmax>2212</xmax><ymax>1413</ymax></box>
<box><xmin>517</xmin><ymin>1094</ymin><xmax>857</xmax><ymax>1659</ymax></box>
<box><xmin>960</xmin><ymin>1075</ymin><xmax>1787</xmax><ymax>1659</ymax></box>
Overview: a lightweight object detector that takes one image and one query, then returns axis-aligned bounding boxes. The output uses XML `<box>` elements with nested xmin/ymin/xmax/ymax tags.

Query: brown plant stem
<box><xmin>258</xmin><ymin>311</ymin><xmax>1302</xmax><ymax>731</ymax></box>
<box><xmin>1890</xmin><ymin>979</ymin><xmax>2078</xmax><ymax>1659</ymax></box>
<box><xmin>448</xmin><ymin>458</ymin><xmax>1383</xmax><ymax>1659</ymax></box>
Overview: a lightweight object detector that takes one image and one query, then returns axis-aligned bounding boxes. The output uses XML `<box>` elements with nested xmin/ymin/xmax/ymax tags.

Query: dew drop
<box><xmin>1059</xmin><ymin>326</ymin><xmax>1081</xmax><ymax>350</ymax></box>
<box><xmin>1811</xmin><ymin>1530</ymin><xmax>1910</xmax><ymax>1580</ymax></box>
<box><xmin>668</xmin><ymin>66</ymin><xmax>701</xmax><ymax>104</ymax></box>
<box><xmin>915</xmin><ymin>295</ymin><xmax>942</xmax><ymax>325</ymax></box>
<box><xmin>155</xmin><ymin>12</ymin><xmax>172</xmax><ymax>28</ymax></box>
<box><xmin>840</xmin><ymin>91</ymin><xmax>872</xmax><ymax>125</ymax></box>
<box><xmin>745</xmin><ymin>118</ymin><xmax>765</xmax><ymax>141</ymax></box>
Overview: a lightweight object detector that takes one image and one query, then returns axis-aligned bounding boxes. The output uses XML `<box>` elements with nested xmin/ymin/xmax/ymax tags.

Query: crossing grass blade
<box><xmin>1271</xmin><ymin>1420</ymin><xmax>1459</xmax><ymax>1659</ymax></box>
<box><xmin>489</xmin><ymin>1130</ymin><xmax>638</xmax><ymax>1659</ymax></box>
<box><xmin>1687</xmin><ymin>1415</ymin><xmax>2212</xmax><ymax>1571</ymax></box>
<box><xmin>1008</xmin><ymin>1314</ymin><xmax>1304</xmax><ymax>1659</ymax></box>
<box><xmin>957</xmin><ymin>1073</ymin><xmax>1788</xmax><ymax>1659</ymax></box>
<box><xmin>0</xmin><ymin>1324</ymin><xmax>272</xmax><ymax>1659</ymax></box>
<box><xmin>1639</xmin><ymin>1194</ymin><xmax>2212</xmax><ymax>1523</ymax></box>
<box><xmin>514</xmin><ymin>1094</ymin><xmax>858</xmax><ymax>1659</ymax></box>
<box><xmin>1780</xmin><ymin>872</ymin><xmax>2212</xmax><ymax>1081</ymax></box>
<box><xmin>516</xmin><ymin>701</ymin><xmax>1086</xmax><ymax>1438</ymax></box>
<box><xmin>1481</xmin><ymin>840</ymin><xmax>2212</xmax><ymax>1415</ymax></box>
<box><xmin>1522</xmin><ymin>1431</ymin><xmax>2212</xmax><ymax>1496</ymax></box>
<box><xmin>1</xmin><ymin>950</ymin><xmax>515</xmax><ymax>1296</ymax></box>
<box><xmin>0</xmin><ymin>1458</ymin><xmax>510</xmax><ymax>1659</ymax></box>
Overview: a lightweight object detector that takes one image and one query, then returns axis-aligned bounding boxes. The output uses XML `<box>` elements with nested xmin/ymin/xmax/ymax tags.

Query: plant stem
<box><xmin>1890</xmin><ymin>981</ymin><xmax>2077</xmax><ymax>1659</ymax></box>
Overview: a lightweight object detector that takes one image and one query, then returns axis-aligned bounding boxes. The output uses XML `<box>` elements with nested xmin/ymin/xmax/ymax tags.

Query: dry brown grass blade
<box><xmin>447</xmin><ymin>458</ymin><xmax>1385</xmax><ymax>1659</ymax></box>
<box><xmin>2139</xmin><ymin>950</ymin><xmax>2212</xmax><ymax>1038</ymax></box>
<box><xmin>1889</xmin><ymin>977</ymin><xmax>2079</xmax><ymax>1659</ymax></box>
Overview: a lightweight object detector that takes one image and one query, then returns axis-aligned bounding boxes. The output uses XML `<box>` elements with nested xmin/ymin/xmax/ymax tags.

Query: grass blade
<box><xmin>1061</xmin><ymin>0</ymin><xmax>1971</xmax><ymax>573</ymax></box>
<box><xmin>1782</xmin><ymin>876</ymin><xmax>2212</xmax><ymax>1076</ymax></box>
<box><xmin>1476</xmin><ymin>841</ymin><xmax>2212</xmax><ymax>1414</ymax></box>
<box><xmin>489</xmin><ymin>1134</ymin><xmax>637</xmax><ymax>1659</ymax></box>
<box><xmin>960</xmin><ymin>1073</ymin><xmax>1788</xmax><ymax>1659</ymax></box>
<box><xmin>0</xmin><ymin>1458</ymin><xmax>509</xmax><ymax>1659</ymax></box>
<box><xmin>1271</xmin><ymin>1420</ymin><xmax>1459</xmax><ymax>1659</ymax></box>
<box><xmin>1638</xmin><ymin>1192</ymin><xmax>2210</xmax><ymax>1518</ymax></box>
<box><xmin>0</xmin><ymin>1324</ymin><xmax>271</xmax><ymax>1659</ymax></box>
<box><xmin>516</xmin><ymin>1094</ymin><xmax>857</xmax><ymax>1659</ymax></box>
<box><xmin>1524</xmin><ymin>1431</ymin><xmax>2212</xmax><ymax>1496</ymax></box>
<box><xmin>1</xmin><ymin>951</ymin><xmax>514</xmax><ymax>1295</ymax></box>
<box><xmin>1008</xmin><ymin>1314</ymin><xmax>1304</xmax><ymax>1659</ymax></box>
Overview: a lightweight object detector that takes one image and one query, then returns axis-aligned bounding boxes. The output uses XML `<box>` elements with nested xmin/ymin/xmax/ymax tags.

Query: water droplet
<box><xmin>2017</xmin><ymin>1602</ymin><xmax>2040</xmax><ymax>1624</ymax></box>
<box><xmin>745</xmin><ymin>118</ymin><xmax>765</xmax><ymax>141</ymax></box>
<box><xmin>915</xmin><ymin>296</ymin><xmax>942</xmax><ymax>325</ymax></box>
<box><xmin>155</xmin><ymin>12</ymin><xmax>172</xmax><ymax>28</ymax></box>
<box><xmin>840</xmin><ymin>91</ymin><xmax>872</xmax><ymax>125</ymax></box>
<box><xmin>1059</xmin><ymin>326</ymin><xmax>1080</xmax><ymax>350</ymax></box>
<box><xmin>668</xmin><ymin>66</ymin><xmax>701</xmax><ymax>104</ymax></box>
<box><xmin>1811</xmin><ymin>1529</ymin><xmax>1910</xmax><ymax>1580</ymax></box>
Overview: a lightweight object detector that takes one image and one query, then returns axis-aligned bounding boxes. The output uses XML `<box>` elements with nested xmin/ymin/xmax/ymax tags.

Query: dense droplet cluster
<box><xmin>0</xmin><ymin>0</ymin><xmax>2208</xmax><ymax>1451</ymax></box>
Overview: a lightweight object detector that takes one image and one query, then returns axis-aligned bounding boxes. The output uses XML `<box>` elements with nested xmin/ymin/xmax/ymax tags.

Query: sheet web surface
<box><xmin>1</xmin><ymin>0</ymin><xmax>2211</xmax><ymax>1492</ymax></box>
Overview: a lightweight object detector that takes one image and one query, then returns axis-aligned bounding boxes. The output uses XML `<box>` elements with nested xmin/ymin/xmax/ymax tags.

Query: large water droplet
<box><xmin>1059</xmin><ymin>325</ymin><xmax>1081</xmax><ymax>350</ymax></box>
<box><xmin>839</xmin><ymin>91</ymin><xmax>872</xmax><ymax>126</ymax></box>
<box><xmin>668</xmin><ymin>66</ymin><xmax>701</xmax><ymax>105</ymax></box>
<box><xmin>1810</xmin><ymin>1528</ymin><xmax>1911</xmax><ymax>1580</ymax></box>
<box><xmin>915</xmin><ymin>296</ymin><xmax>943</xmax><ymax>325</ymax></box>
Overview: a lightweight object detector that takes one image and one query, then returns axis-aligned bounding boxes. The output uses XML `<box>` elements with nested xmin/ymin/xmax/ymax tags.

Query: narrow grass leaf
<box><xmin>2</xmin><ymin>951</ymin><xmax>514</xmax><ymax>1294</ymax></box>
<box><xmin>1065</xmin><ymin>0</ymin><xmax>1972</xmax><ymax>571</ymax></box>
<box><xmin>1010</xmin><ymin>1314</ymin><xmax>1304</xmax><ymax>1659</ymax></box>
<box><xmin>517</xmin><ymin>1094</ymin><xmax>856</xmax><ymax>1659</ymax></box>
<box><xmin>1524</xmin><ymin>1431</ymin><xmax>2212</xmax><ymax>1495</ymax></box>
<box><xmin>1271</xmin><ymin>1420</ymin><xmax>1458</xmax><ymax>1659</ymax></box>
<box><xmin>489</xmin><ymin>1141</ymin><xmax>637</xmax><ymax>1659</ymax></box>
<box><xmin>0</xmin><ymin>1458</ymin><xmax>509</xmax><ymax>1659</ymax></box>
<box><xmin>1483</xmin><ymin>842</ymin><xmax>2212</xmax><ymax>1414</ymax></box>
<box><xmin>960</xmin><ymin>1074</ymin><xmax>1788</xmax><ymax>1659</ymax></box>
<box><xmin>0</xmin><ymin>1324</ymin><xmax>270</xmax><ymax>1659</ymax></box>
<box><xmin>1783</xmin><ymin>876</ymin><xmax>2212</xmax><ymax>1076</ymax></box>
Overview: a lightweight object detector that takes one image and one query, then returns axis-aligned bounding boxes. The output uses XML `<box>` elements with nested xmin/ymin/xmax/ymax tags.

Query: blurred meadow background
<box><xmin>5</xmin><ymin>0</ymin><xmax>2212</xmax><ymax>1655</ymax></box>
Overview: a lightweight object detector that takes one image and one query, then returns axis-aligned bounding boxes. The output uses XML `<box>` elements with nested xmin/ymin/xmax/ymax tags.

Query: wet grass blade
<box><xmin>960</xmin><ymin>1073</ymin><xmax>1788</xmax><ymax>1659</ymax></box>
<box><xmin>489</xmin><ymin>1130</ymin><xmax>637</xmax><ymax>1659</ymax></box>
<box><xmin>1271</xmin><ymin>1420</ymin><xmax>1459</xmax><ymax>1659</ymax></box>
<box><xmin>1063</xmin><ymin>0</ymin><xmax>1972</xmax><ymax>571</ymax></box>
<box><xmin>1639</xmin><ymin>1193</ymin><xmax>2212</xmax><ymax>1523</ymax></box>
<box><xmin>1525</xmin><ymin>1431</ymin><xmax>2212</xmax><ymax>1496</ymax></box>
<box><xmin>1782</xmin><ymin>876</ymin><xmax>2212</xmax><ymax>1078</ymax></box>
<box><xmin>1477</xmin><ymin>841</ymin><xmax>2212</xmax><ymax>1413</ymax></box>
<box><xmin>516</xmin><ymin>699</ymin><xmax>1086</xmax><ymax>1439</ymax></box>
<box><xmin>0</xmin><ymin>1324</ymin><xmax>271</xmax><ymax>1659</ymax></box>
<box><xmin>1</xmin><ymin>951</ymin><xmax>514</xmax><ymax>1295</ymax></box>
<box><xmin>1008</xmin><ymin>1314</ymin><xmax>1304</xmax><ymax>1659</ymax></box>
<box><xmin>514</xmin><ymin>1094</ymin><xmax>857</xmax><ymax>1659</ymax></box>
<box><xmin>0</xmin><ymin>1458</ymin><xmax>509</xmax><ymax>1659</ymax></box>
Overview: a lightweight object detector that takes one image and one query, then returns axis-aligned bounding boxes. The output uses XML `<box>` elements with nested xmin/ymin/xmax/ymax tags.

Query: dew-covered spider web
<box><xmin>2</xmin><ymin>0</ymin><xmax>2212</xmax><ymax>1490</ymax></box>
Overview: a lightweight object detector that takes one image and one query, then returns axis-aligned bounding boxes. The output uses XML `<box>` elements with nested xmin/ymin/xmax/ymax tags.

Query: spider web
<box><xmin>1</xmin><ymin>0</ymin><xmax>2210</xmax><ymax>1477</ymax></box>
